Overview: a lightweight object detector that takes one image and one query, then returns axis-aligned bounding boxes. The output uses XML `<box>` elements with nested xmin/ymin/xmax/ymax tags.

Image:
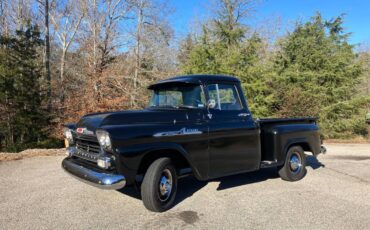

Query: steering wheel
<box><xmin>194</xmin><ymin>99</ymin><xmax>204</xmax><ymax>107</ymax></box>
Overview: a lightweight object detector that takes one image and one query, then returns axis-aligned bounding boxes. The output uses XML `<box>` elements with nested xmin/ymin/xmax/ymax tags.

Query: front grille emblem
<box><xmin>76</xmin><ymin>127</ymin><xmax>94</xmax><ymax>135</ymax></box>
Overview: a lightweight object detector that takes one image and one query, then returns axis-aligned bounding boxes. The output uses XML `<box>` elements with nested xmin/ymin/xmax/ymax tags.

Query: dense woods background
<box><xmin>0</xmin><ymin>0</ymin><xmax>369</xmax><ymax>152</ymax></box>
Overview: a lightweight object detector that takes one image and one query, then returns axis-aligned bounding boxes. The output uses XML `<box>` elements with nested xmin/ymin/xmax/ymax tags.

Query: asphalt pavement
<box><xmin>0</xmin><ymin>143</ymin><xmax>369</xmax><ymax>229</ymax></box>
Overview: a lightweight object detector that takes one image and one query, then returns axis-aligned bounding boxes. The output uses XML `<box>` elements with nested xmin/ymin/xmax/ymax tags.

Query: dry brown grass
<box><xmin>325</xmin><ymin>137</ymin><xmax>370</xmax><ymax>144</ymax></box>
<box><xmin>0</xmin><ymin>149</ymin><xmax>65</xmax><ymax>162</ymax></box>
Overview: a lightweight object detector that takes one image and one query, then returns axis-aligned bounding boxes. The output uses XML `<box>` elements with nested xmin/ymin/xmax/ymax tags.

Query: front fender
<box><xmin>114</xmin><ymin>142</ymin><xmax>204</xmax><ymax>185</ymax></box>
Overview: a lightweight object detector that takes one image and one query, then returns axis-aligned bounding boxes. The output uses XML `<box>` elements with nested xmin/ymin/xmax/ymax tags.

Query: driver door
<box><xmin>206</xmin><ymin>83</ymin><xmax>260</xmax><ymax>178</ymax></box>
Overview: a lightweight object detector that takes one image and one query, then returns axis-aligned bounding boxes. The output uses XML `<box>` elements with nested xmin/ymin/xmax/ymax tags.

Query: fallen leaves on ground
<box><xmin>0</xmin><ymin>149</ymin><xmax>65</xmax><ymax>162</ymax></box>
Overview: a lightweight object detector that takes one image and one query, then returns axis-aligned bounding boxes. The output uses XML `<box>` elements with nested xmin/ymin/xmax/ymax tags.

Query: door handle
<box><xmin>238</xmin><ymin>113</ymin><xmax>250</xmax><ymax>117</ymax></box>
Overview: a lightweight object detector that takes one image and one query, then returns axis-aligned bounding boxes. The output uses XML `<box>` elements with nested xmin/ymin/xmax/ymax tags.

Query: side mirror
<box><xmin>207</xmin><ymin>99</ymin><xmax>216</xmax><ymax>109</ymax></box>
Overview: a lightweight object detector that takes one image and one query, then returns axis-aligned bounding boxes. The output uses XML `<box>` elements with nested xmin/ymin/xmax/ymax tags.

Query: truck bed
<box><xmin>256</xmin><ymin>117</ymin><xmax>320</xmax><ymax>165</ymax></box>
<box><xmin>257</xmin><ymin>117</ymin><xmax>317</xmax><ymax>125</ymax></box>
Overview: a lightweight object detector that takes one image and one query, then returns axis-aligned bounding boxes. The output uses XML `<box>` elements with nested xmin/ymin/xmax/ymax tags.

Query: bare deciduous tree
<box><xmin>50</xmin><ymin>0</ymin><xmax>84</xmax><ymax>83</ymax></box>
<box><xmin>79</xmin><ymin>0</ymin><xmax>132</xmax><ymax>107</ymax></box>
<box><xmin>0</xmin><ymin>0</ymin><xmax>36</xmax><ymax>33</ymax></box>
<box><xmin>0</xmin><ymin>0</ymin><xmax>7</xmax><ymax>35</ymax></box>
<box><xmin>131</xmin><ymin>0</ymin><xmax>174</xmax><ymax>85</ymax></box>
<box><xmin>83</xmin><ymin>0</ymin><xmax>131</xmax><ymax>75</ymax></box>
<box><xmin>49</xmin><ymin>0</ymin><xmax>84</xmax><ymax>111</ymax></box>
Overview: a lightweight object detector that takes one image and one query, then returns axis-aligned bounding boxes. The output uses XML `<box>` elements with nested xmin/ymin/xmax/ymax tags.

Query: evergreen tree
<box><xmin>180</xmin><ymin>0</ymin><xmax>274</xmax><ymax>117</ymax></box>
<box><xmin>212</xmin><ymin>0</ymin><xmax>247</xmax><ymax>47</ymax></box>
<box><xmin>178</xmin><ymin>34</ymin><xmax>195</xmax><ymax>64</ymax></box>
<box><xmin>181</xmin><ymin>26</ymin><xmax>220</xmax><ymax>74</ymax></box>
<box><xmin>181</xmin><ymin>11</ymin><xmax>368</xmax><ymax>138</ymax></box>
<box><xmin>272</xmin><ymin>13</ymin><xmax>366</xmax><ymax>138</ymax></box>
<box><xmin>0</xmin><ymin>23</ymin><xmax>50</xmax><ymax>151</ymax></box>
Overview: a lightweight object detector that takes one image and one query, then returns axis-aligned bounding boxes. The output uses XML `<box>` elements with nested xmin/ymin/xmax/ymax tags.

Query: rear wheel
<box><xmin>141</xmin><ymin>158</ymin><xmax>177</xmax><ymax>212</ymax></box>
<box><xmin>278</xmin><ymin>146</ymin><xmax>307</xmax><ymax>181</ymax></box>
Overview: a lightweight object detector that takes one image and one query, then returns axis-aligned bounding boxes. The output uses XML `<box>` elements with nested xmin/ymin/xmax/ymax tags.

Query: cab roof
<box><xmin>148</xmin><ymin>74</ymin><xmax>240</xmax><ymax>89</ymax></box>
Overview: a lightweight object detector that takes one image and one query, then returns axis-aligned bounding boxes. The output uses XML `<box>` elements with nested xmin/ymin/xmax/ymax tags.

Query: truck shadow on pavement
<box><xmin>306</xmin><ymin>155</ymin><xmax>325</xmax><ymax>169</ymax></box>
<box><xmin>118</xmin><ymin>155</ymin><xmax>325</xmax><ymax>208</ymax></box>
<box><xmin>213</xmin><ymin>167</ymin><xmax>279</xmax><ymax>191</ymax></box>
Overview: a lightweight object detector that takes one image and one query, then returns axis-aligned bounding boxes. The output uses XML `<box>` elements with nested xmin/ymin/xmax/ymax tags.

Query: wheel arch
<box><xmin>283</xmin><ymin>139</ymin><xmax>313</xmax><ymax>156</ymax></box>
<box><xmin>137</xmin><ymin>147</ymin><xmax>199</xmax><ymax>180</ymax></box>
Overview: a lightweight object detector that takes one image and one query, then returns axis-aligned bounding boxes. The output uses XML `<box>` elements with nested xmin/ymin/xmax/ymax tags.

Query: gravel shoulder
<box><xmin>0</xmin><ymin>143</ymin><xmax>369</xmax><ymax>229</ymax></box>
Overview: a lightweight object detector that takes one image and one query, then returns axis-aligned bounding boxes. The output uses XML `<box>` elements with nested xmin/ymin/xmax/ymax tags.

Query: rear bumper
<box><xmin>62</xmin><ymin>158</ymin><xmax>126</xmax><ymax>190</ymax></box>
<box><xmin>320</xmin><ymin>145</ymin><xmax>327</xmax><ymax>154</ymax></box>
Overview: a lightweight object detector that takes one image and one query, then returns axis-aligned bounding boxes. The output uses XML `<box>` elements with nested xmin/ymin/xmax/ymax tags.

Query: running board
<box><xmin>260</xmin><ymin>160</ymin><xmax>281</xmax><ymax>168</ymax></box>
<box><xmin>178</xmin><ymin>168</ymin><xmax>193</xmax><ymax>179</ymax></box>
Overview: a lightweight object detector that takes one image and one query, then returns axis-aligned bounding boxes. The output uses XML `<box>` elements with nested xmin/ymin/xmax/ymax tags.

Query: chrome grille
<box><xmin>75</xmin><ymin>136</ymin><xmax>101</xmax><ymax>162</ymax></box>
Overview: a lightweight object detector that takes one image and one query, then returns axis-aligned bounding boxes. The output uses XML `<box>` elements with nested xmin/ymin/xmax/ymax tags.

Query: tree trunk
<box><xmin>16</xmin><ymin>0</ymin><xmax>23</xmax><ymax>30</ymax></box>
<box><xmin>20</xmin><ymin>132</ymin><xmax>24</xmax><ymax>144</ymax></box>
<box><xmin>44</xmin><ymin>0</ymin><xmax>52</xmax><ymax>111</ymax></box>
<box><xmin>60</xmin><ymin>49</ymin><xmax>66</xmax><ymax>84</ymax></box>
<box><xmin>5</xmin><ymin>94</ymin><xmax>13</xmax><ymax>146</ymax></box>
<box><xmin>60</xmin><ymin>49</ymin><xmax>66</xmax><ymax>115</ymax></box>
<box><xmin>0</xmin><ymin>0</ymin><xmax>4</xmax><ymax>34</ymax></box>
<box><xmin>134</xmin><ymin>2</ymin><xmax>143</xmax><ymax>90</ymax></box>
<box><xmin>92</xmin><ymin>0</ymin><xmax>97</xmax><ymax>75</ymax></box>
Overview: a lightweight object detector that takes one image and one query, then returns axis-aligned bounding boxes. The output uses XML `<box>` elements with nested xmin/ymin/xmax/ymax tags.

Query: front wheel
<box><xmin>278</xmin><ymin>146</ymin><xmax>307</xmax><ymax>181</ymax></box>
<box><xmin>141</xmin><ymin>158</ymin><xmax>177</xmax><ymax>212</ymax></box>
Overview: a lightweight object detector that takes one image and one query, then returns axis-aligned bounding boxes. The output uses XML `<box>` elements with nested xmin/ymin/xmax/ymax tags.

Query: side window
<box><xmin>207</xmin><ymin>84</ymin><xmax>243</xmax><ymax>110</ymax></box>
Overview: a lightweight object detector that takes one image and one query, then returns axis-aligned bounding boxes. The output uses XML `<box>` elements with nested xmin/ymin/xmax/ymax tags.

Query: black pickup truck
<box><xmin>62</xmin><ymin>75</ymin><xmax>326</xmax><ymax>212</ymax></box>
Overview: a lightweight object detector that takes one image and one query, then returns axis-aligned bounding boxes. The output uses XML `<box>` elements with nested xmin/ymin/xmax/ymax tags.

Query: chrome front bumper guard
<box><xmin>62</xmin><ymin>158</ymin><xmax>126</xmax><ymax>190</ymax></box>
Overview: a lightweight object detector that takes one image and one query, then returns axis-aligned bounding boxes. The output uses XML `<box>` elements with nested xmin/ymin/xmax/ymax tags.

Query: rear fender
<box><xmin>271</xmin><ymin>124</ymin><xmax>321</xmax><ymax>162</ymax></box>
<box><xmin>283</xmin><ymin>138</ymin><xmax>315</xmax><ymax>157</ymax></box>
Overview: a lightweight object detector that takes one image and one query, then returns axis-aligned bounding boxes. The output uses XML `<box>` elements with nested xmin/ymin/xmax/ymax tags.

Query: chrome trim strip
<box><xmin>62</xmin><ymin>158</ymin><xmax>126</xmax><ymax>190</ymax></box>
<box><xmin>238</xmin><ymin>113</ymin><xmax>251</xmax><ymax>117</ymax></box>
<box><xmin>234</xmin><ymin>84</ymin><xmax>244</xmax><ymax>109</ymax></box>
<box><xmin>215</xmin><ymin>84</ymin><xmax>221</xmax><ymax>110</ymax></box>
<box><xmin>153</xmin><ymin>127</ymin><xmax>203</xmax><ymax>137</ymax></box>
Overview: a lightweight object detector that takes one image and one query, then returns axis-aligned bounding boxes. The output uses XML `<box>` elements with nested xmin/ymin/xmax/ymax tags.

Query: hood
<box><xmin>76</xmin><ymin>109</ymin><xmax>191</xmax><ymax>132</ymax></box>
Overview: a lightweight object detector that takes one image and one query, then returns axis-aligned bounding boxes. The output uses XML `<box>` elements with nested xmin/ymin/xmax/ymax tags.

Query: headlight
<box><xmin>96</xmin><ymin>130</ymin><xmax>112</xmax><ymax>150</ymax></box>
<box><xmin>63</xmin><ymin>127</ymin><xmax>74</xmax><ymax>144</ymax></box>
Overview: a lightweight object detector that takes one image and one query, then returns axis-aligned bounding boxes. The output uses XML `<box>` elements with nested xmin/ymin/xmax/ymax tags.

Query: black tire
<box><xmin>278</xmin><ymin>146</ymin><xmax>307</xmax><ymax>181</ymax></box>
<box><xmin>141</xmin><ymin>158</ymin><xmax>177</xmax><ymax>212</ymax></box>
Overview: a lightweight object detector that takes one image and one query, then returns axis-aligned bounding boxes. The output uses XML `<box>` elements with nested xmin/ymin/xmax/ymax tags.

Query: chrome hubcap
<box><xmin>289</xmin><ymin>153</ymin><xmax>302</xmax><ymax>174</ymax></box>
<box><xmin>158</xmin><ymin>169</ymin><xmax>173</xmax><ymax>202</ymax></box>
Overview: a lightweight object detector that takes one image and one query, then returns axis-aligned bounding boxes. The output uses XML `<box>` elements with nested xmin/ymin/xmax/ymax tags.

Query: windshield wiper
<box><xmin>149</xmin><ymin>105</ymin><xmax>198</xmax><ymax>109</ymax></box>
<box><xmin>178</xmin><ymin>105</ymin><xmax>198</xmax><ymax>109</ymax></box>
<box><xmin>149</xmin><ymin>105</ymin><xmax>178</xmax><ymax>109</ymax></box>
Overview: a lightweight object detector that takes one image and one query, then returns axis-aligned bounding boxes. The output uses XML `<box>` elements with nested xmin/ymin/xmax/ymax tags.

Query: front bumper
<box><xmin>62</xmin><ymin>158</ymin><xmax>126</xmax><ymax>190</ymax></box>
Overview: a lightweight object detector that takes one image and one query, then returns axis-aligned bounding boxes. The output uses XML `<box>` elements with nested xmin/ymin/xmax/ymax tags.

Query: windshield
<box><xmin>149</xmin><ymin>84</ymin><xmax>206</xmax><ymax>109</ymax></box>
